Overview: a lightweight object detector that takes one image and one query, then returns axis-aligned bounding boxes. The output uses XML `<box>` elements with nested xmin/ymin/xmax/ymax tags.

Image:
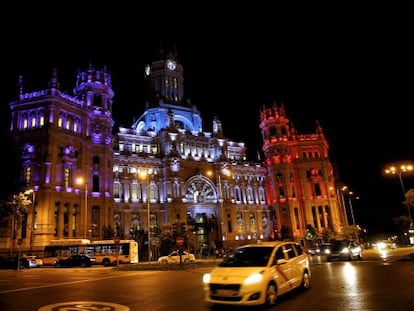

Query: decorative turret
<box><xmin>17</xmin><ymin>75</ymin><xmax>23</xmax><ymax>100</ymax></box>
<box><xmin>72</xmin><ymin>64</ymin><xmax>114</xmax><ymax>145</ymax></box>
<box><xmin>48</xmin><ymin>68</ymin><xmax>60</xmax><ymax>90</ymax></box>
<box><xmin>259</xmin><ymin>102</ymin><xmax>291</xmax><ymax>142</ymax></box>
<box><xmin>73</xmin><ymin>63</ymin><xmax>114</xmax><ymax>113</ymax></box>
<box><xmin>213</xmin><ymin>116</ymin><xmax>224</xmax><ymax>138</ymax></box>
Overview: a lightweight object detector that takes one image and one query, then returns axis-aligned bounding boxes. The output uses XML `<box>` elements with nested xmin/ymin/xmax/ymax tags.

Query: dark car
<box><xmin>0</xmin><ymin>255</ymin><xmax>29</xmax><ymax>269</ymax></box>
<box><xmin>317</xmin><ymin>243</ymin><xmax>333</xmax><ymax>255</ymax></box>
<box><xmin>53</xmin><ymin>254</ymin><xmax>92</xmax><ymax>268</ymax></box>
<box><xmin>325</xmin><ymin>239</ymin><xmax>363</xmax><ymax>261</ymax></box>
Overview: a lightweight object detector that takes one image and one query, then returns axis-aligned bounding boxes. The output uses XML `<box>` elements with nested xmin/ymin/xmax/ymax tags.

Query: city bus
<box><xmin>42</xmin><ymin>239</ymin><xmax>139</xmax><ymax>266</ymax></box>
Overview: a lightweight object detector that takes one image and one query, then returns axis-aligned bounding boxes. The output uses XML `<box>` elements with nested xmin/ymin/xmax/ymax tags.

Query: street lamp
<box><xmin>348</xmin><ymin>191</ymin><xmax>358</xmax><ymax>227</ymax></box>
<box><xmin>208</xmin><ymin>168</ymin><xmax>230</xmax><ymax>241</ymax></box>
<box><xmin>24</xmin><ymin>189</ymin><xmax>36</xmax><ymax>251</ymax></box>
<box><xmin>76</xmin><ymin>177</ymin><xmax>88</xmax><ymax>239</ymax></box>
<box><xmin>338</xmin><ymin>185</ymin><xmax>349</xmax><ymax>226</ymax></box>
<box><xmin>385</xmin><ymin>163</ymin><xmax>414</xmax><ymax>227</ymax></box>
<box><xmin>339</xmin><ymin>186</ymin><xmax>359</xmax><ymax>238</ymax></box>
<box><xmin>138</xmin><ymin>168</ymin><xmax>155</xmax><ymax>263</ymax></box>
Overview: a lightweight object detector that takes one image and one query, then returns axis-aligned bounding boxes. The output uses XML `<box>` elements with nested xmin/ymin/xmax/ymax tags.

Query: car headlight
<box><xmin>324</xmin><ymin>249</ymin><xmax>331</xmax><ymax>255</ymax></box>
<box><xmin>340</xmin><ymin>248</ymin><xmax>350</xmax><ymax>254</ymax></box>
<box><xmin>377</xmin><ymin>242</ymin><xmax>385</xmax><ymax>250</ymax></box>
<box><xmin>244</xmin><ymin>272</ymin><xmax>264</xmax><ymax>285</ymax></box>
<box><xmin>202</xmin><ymin>273</ymin><xmax>211</xmax><ymax>284</ymax></box>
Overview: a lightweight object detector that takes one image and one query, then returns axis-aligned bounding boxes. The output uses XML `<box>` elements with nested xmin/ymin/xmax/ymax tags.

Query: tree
<box><xmin>321</xmin><ymin>227</ymin><xmax>335</xmax><ymax>243</ymax></box>
<box><xmin>0</xmin><ymin>191</ymin><xmax>33</xmax><ymax>252</ymax></box>
<box><xmin>404</xmin><ymin>189</ymin><xmax>414</xmax><ymax>226</ymax></box>
<box><xmin>305</xmin><ymin>224</ymin><xmax>317</xmax><ymax>247</ymax></box>
<box><xmin>393</xmin><ymin>215</ymin><xmax>411</xmax><ymax>245</ymax></box>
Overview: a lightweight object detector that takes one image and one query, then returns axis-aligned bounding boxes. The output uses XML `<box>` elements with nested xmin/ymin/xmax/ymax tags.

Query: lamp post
<box><xmin>385</xmin><ymin>164</ymin><xmax>413</xmax><ymax>227</ymax></box>
<box><xmin>25</xmin><ymin>189</ymin><xmax>36</xmax><ymax>251</ymax></box>
<box><xmin>339</xmin><ymin>186</ymin><xmax>359</xmax><ymax>239</ymax></box>
<box><xmin>208</xmin><ymin>168</ymin><xmax>230</xmax><ymax>242</ymax></box>
<box><xmin>76</xmin><ymin>177</ymin><xmax>88</xmax><ymax>239</ymax></box>
<box><xmin>218</xmin><ymin>174</ymin><xmax>225</xmax><ymax>241</ymax></box>
<box><xmin>338</xmin><ymin>186</ymin><xmax>349</xmax><ymax>226</ymax></box>
<box><xmin>348</xmin><ymin>191</ymin><xmax>358</xmax><ymax>227</ymax></box>
<box><xmin>139</xmin><ymin>168</ymin><xmax>155</xmax><ymax>263</ymax></box>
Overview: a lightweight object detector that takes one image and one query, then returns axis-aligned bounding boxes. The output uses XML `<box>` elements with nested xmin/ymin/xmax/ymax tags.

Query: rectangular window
<box><xmin>113</xmin><ymin>183</ymin><xmax>120</xmax><ymax>198</ymax></box>
<box><xmin>64</xmin><ymin>168</ymin><xmax>72</xmax><ymax>188</ymax></box>
<box><xmin>131</xmin><ymin>183</ymin><xmax>138</xmax><ymax>200</ymax></box>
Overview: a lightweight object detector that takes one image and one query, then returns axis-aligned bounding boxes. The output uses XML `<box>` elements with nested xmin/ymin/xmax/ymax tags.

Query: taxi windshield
<box><xmin>219</xmin><ymin>246</ymin><xmax>274</xmax><ymax>267</ymax></box>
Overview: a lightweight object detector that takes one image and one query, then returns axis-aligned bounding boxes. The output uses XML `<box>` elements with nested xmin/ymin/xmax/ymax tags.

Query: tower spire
<box><xmin>48</xmin><ymin>68</ymin><xmax>60</xmax><ymax>90</ymax></box>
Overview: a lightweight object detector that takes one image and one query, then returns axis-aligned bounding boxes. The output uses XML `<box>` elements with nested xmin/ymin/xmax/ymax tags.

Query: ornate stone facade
<box><xmin>0</xmin><ymin>50</ymin><xmax>348</xmax><ymax>257</ymax></box>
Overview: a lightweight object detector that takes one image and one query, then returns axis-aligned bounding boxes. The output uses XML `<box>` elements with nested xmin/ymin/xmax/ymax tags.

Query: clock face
<box><xmin>167</xmin><ymin>60</ymin><xmax>176</xmax><ymax>71</ymax></box>
<box><xmin>145</xmin><ymin>64</ymin><xmax>151</xmax><ymax>76</ymax></box>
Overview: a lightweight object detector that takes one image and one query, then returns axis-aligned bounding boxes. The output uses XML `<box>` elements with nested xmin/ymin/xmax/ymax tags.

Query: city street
<box><xmin>0</xmin><ymin>247</ymin><xmax>414</xmax><ymax>310</ymax></box>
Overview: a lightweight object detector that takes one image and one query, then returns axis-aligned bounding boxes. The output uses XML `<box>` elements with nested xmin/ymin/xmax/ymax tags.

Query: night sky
<box><xmin>1</xmin><ymin>5</ymin><xmax>413</xmax><ymax>237</ymax></box>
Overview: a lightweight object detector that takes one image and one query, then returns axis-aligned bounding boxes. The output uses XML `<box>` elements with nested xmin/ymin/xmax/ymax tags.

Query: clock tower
<box><xmin>144</xmin><ymin>48</ymin><xmax>184</xmax><ymax>106</ymax></box>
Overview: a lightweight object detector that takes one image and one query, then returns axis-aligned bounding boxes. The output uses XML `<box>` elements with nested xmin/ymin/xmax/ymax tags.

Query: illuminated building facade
<box><xmin>260</xmin><ymin>105</ymin><xmax>347</xmax><ymax>240</ymax></box>
<box><xmin>0</xmin><ymin>50</ymin><xmax>348</xmax><ymax>256</ymax></box>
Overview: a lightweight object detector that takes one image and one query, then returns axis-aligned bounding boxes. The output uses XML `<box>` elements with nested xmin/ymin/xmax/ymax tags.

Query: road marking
<box><xmin>38</xmin><ymin>301</ymin><xmax>129</xmax><ymax>310</ymax></box>
<box><xmin>0</xmin><ymin>271</ymin><xmax>150</xmax><ymax>294</ymax></box>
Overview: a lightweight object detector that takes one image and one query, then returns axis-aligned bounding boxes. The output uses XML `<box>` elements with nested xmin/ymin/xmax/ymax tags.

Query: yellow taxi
<box><xmin>202</xmin><ymin>241</ymin><xmax>311</xmax><ymax>307</ymax></box>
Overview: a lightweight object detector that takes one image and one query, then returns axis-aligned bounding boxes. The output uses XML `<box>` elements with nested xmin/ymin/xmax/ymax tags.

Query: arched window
<box><xmin>22</xmin><ymin>112</ymin><xmax>29</xmax><ymax>129</ymax></box>
<box><xmin>235</xmin><ymin>187</ymin><xmax>242</xmax><ymax>202</ymax></box>
<box><xmin>30</xmin><ymin>111</ymin><xmax>37</xmax><ymax>128</ymax></box>
<box><xmin>58</xmin><ymin>113</ymin><xmax>65</xmax><ymax>128</ymax></box>
<box><xmin>39</xmin><ymin>110</ymin><xmax>45</xmax><ymax>127</ymax></box>
<box><xmin>74</xmin><ymin>117</ymin><xmax>81</xmax><ymax>134</ymax></box>
<box><xmin>246</xmin><ymin>187</ymin><xmax>254</xmax><ymax>202</ymax></box>
<box><xmin>66</xmin><ymin>115</ymin><xmax>73</xmax><ymax>131</ymax></box>
<box><xmin>259</xmin><ymin>187</ymin><xmax>265</xmax><ymax>202</ymax></box>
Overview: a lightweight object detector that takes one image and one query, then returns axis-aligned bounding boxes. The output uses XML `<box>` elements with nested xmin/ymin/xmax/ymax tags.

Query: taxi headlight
<box><xmin>202</xmin><ymin>273</ymin><xmax>211</xmax><ymax>284</ymax></box>
<box><xmin>244</xmin><ymin>272</ymin><xmax>264</xmax><ymax>285</ymax></box>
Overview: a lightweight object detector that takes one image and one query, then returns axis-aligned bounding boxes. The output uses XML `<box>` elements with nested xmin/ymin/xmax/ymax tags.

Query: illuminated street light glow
<box><xmin>25</xmin><ymin>189</ymin><xmax>36</xmax><ymax>250</ymax></box>
<box><xmin>76</xmin><ymin>177</ymin><xmax>88</xmax><ymax>239</ymax></box>
<box><xmin>139</xmin><ymin>168</ymin><xmax>155</xmax><ymax>263</ymax></box>
<box><xmin>384</xmin><ymin>163</ymin><xmax>414</xmax><ymax>228</ymax></box>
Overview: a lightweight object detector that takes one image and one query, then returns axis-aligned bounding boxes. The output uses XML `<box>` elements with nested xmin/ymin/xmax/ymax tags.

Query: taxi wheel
<box><xmin>301</xmin><ymin>271</ymin><xmax>311</xmax><ymax>290</ymax></box>
<box><xmin>264</xmin><ymin>283</ymin><xmax>277</xmax><ymax>307</ymax></box>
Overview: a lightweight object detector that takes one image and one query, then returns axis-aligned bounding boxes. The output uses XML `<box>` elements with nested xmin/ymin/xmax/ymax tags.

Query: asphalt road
<box><xmin>1</xmin><ymin>246</ymin><xmax>414</xmax><ymax>311</ymax></box>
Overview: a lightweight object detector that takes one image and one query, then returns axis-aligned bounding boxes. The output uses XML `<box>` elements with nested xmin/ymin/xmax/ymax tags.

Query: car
<box><xmin>316</xmin><ymin>243</ymin><xmax>333</xmax><ymax>255</ymax></box>
<box><xmin>157</xmin><ymin>250</ymin><xmax>196</xmax><ymax>265</ymax></box>
<box><xmin>307</xmin><ymin>246</ymin><xmax>319</xmax><ymax>256</ymax></box>
<box><xmin>53</xmin><ymin>254</ymin><xmax>93</xmax><ymax>268</ymax></box>
<box><xmin>325</xmin><ymin>239</ymin><xmax>363</xmax><ymax>261</ymax></box>
<box><xmin>373</xmin><ymin>240</ymin><xmax>397</xmax><ymax>250</ymax></box>
<box><xmin>202</xmin><ymin>240</ymin><xmax>311</xmax><ymax>307</ymax></box>
<box><xmin>25</xmin><ymin>255</ymin><xmax>43</xmax><ymax>268</ymax></box>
